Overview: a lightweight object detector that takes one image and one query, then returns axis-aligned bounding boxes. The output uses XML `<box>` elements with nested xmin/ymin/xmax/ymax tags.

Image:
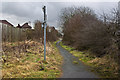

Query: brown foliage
<box><xmin>33</xmin><ymin>20</ymin><xmax>59</xmax><ymax>42</ymax></box>
<box><xmin>59</xmin><ymin>6</ymin><xmax>118</xmax><ymax>57</ymax></box>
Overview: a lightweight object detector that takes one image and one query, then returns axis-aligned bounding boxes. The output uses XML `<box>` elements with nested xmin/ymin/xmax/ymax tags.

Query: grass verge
<box><xmin>60</xmin><ymin>41</ymin><xmax>119</xmax><ymax>78</ymax></box>
<box><xmin>2</xmin><ymin>40</ymin><xmax>63</xmax><ymax>78</ymax></box>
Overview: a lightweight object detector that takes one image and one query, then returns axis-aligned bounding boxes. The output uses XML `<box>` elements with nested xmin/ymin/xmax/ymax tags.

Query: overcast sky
<box><xmin>0</xmin><ymin>1</ymin><xmax>119</xmax><ymax>29</ymax></box>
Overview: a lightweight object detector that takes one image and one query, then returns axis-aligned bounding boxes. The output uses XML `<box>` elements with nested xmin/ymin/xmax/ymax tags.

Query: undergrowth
<box><xmin>2</xmin><ymin>40</ymin><xmax>63</xmax><ymax>78</ymax></box>
<box><xmin>60</xmin><ymin>41</ymin><xmax>119</xmax><ymax>78</ymax></box>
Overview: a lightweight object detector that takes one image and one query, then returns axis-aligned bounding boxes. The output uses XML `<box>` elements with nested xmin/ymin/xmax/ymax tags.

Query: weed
<box><xmin>60</xmin><ymin>41</ymin><xmax>119</xmax><ymax>78</ymax></box>
<box><xmin>73</xmin><ymin>61</ymin><xmax>79</xmax><ymax>64</ymax></box>
<box><xmin>2</xmin><ymin>40</ymin><xmax>63</xmax><ymax>78</ymax></box>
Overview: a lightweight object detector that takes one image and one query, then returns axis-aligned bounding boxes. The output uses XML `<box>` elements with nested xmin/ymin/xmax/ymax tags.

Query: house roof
<box><xmin>16</xmin><ymin>24</ymin><xmax>22</xmax><ymax>28</ymax></box>
<box><xmin>0</xmin><ymin>20</ymin><xmax>14</xmax><ymax>27</ymax></box>
<box><xmin>22</xmin><ymin>23</ymin><xmax>31</xmax><ymax>28</ymax></box>
<box><xmin>16</xmin><ymin>23</ymin><xmax>32</xmax><ymax>29</ymax></box>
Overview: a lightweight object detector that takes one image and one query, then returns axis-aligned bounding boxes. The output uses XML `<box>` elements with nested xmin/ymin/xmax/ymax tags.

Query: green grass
<box><xmin>73</xmin><ymin>61</ymin><xmax>79</xmax><ymax>64</ymax></box>
<box><xmin>60</xmin><ymin>41</ymin><xmax>119</xmax><ymax>78</ymax></box>
<box><xmin>2</xmin><ymin>41</ymin><xmax>63</xmax><ymax>78</ymax></box>
<box><xmin>60</xmin><ymin>42</ymin><xmax>74</xmax><ymax>51</ymax></box>
<box><xmin>54</xmin><ymin>40</ymin><xmax>60</xmax><ymax>45</ymax></box>
<box><xmin>60</xmin><ymin>42</ymin><xmax>92</xmax><ymax>63</ymax></box>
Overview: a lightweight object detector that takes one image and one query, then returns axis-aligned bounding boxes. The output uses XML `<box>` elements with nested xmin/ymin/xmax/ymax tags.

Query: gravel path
<box><xmin>56</xmin><ymin>41</ymin><xmax>98</xmax><ymax>78</ymax></box>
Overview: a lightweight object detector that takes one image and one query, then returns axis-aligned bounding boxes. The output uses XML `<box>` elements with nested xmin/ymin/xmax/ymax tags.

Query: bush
<box><xmin>59</xmin><ymin>6</ymin><xmax>116</xmax><ymax>57</ymax></box>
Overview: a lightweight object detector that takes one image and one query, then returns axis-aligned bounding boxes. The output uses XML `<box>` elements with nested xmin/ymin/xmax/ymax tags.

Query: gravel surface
<box><xmin>56</xmin><ymin>41</ymin><xmax>98</xmax><ymax>78</ymax></box>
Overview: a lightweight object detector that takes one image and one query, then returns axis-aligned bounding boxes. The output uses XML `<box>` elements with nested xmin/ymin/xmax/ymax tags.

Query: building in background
<box><xmin>16</xmin><ymin>22</ymin><xmax>32</xmax><ymax>29</ymax></box>
<box><xmin>22</xmin><ymin>23</ymin><xmax>32</xmax><ymax>29</ymax></box>
<box><xmin>0</xmin><ymin>20</ymin><xmax>14</xmax><ymax>42</ymax></box>
<box><xmin>0</xmin><ymin>20</ymin><xmax>14</xmax><ymax>27</ymax></box>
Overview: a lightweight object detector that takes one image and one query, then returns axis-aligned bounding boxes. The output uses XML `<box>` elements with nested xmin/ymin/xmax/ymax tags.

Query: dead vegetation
<box><xmin>60</xmin><ymin>42</ymin><xmax>119</xmax><ymax>78</ymax></box>
<box><xmin>2</xmin><ymin>40</ymin><xmax>63</xmax><ymax>78</ymax></box>
<box><xmin>88</xmin><ymin>54</ymin><xmax>119</xmax><ymax>77</ymax></box>
<box><xmin>1</xmin><ymin>18</ymin><xmax>62</xmax><ymax>78</ymax></box>
<box><xmin>59</xmin><ymin>6</ymin><xmax>120</xmax><ymax>77</ymax></box>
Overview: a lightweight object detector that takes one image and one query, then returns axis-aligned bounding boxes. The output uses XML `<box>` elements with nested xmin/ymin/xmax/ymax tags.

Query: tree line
<box><xmin>31</xmin><ymin>20</ymin><xmax>61</xmax><ymax>42</ymax></box>
<box><xmin>59</xmin><ymin>6</ymin><xmax>120</xmax><ymax>65</ymax></box>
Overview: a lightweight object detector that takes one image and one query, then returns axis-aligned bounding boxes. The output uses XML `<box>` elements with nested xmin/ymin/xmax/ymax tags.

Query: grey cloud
<box><xmin>2</xmin><ymin>2</ymin><xmax>43</xmax><ymax>19</ymax></box>
<box><xmin>1</xmin><ymin>2</ymin><xmax>66</xmax><ymax>27</ymax></box>
<box><xmin>1</xmin><ymin>2</ymin><xmax>118</xmax><ymax>28</ymax></box>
